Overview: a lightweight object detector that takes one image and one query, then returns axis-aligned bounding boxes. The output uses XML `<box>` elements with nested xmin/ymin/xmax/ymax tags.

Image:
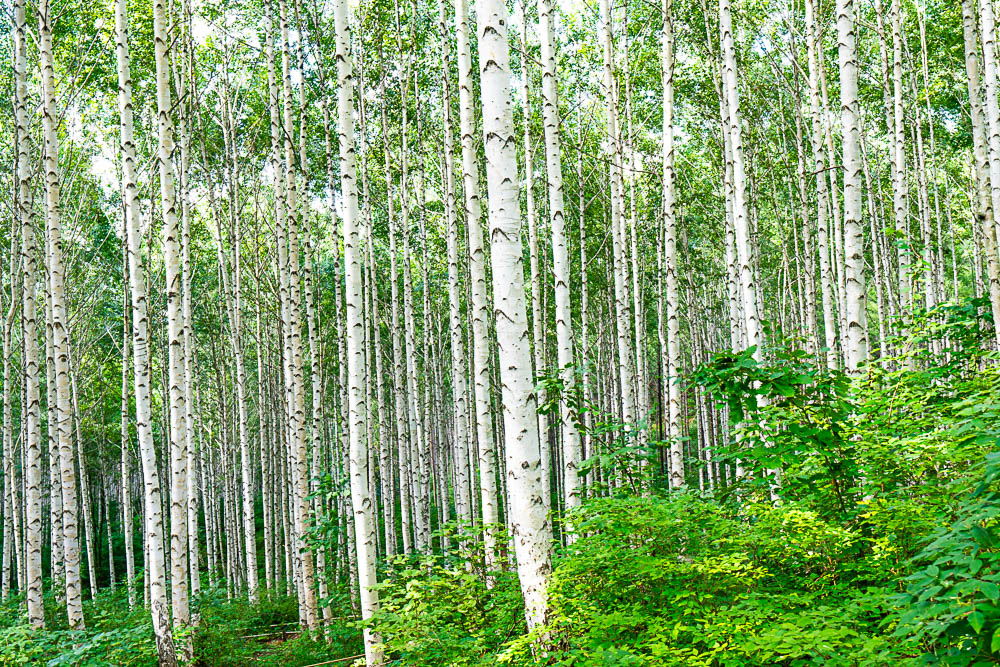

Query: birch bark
<box><xmin>891</xmin><ymin>0</ymin><xmax>911</xmax><ymax>315</ymax></box>
<box><xmin>806</xmin><ymin>0</ymin><xmax>838</xmax><ymax>369</ymax></box>
<box><xmin>662</xmin><ymin>0</ymin><xmax>684</xmax><ymax>488</ymax></box>
<box><xmin>962</xmin><ymin>0</ymin><xmax>1000</xmax><ymax>347</ymax></box>
<box><xmin>116</xmin><ymin>0</ymin><xmax>175</xmax><ymax>657</ymax></box>
<box><xmin>536</xmin><ymin>0</ymin><xmax>583</xmax><ymax>512</ymax></box>
<box><xmin>978</xmin><ymin>0</ymin><xmax>1000</xmax><ymax>280</ymax></box>
<box><xmin>15</xmin><ymin>0</ymin><xmax>44</xmax><ymax>627</ymax></box>
<box><xmin>455</xmin><ymin>0</ymin><xmax>499</xmax><ymax>570</ymax></box>
<box><xmin>439</xmin><ymin>0</ymin><xmax>473</xmax><ymax>538</ymax></box>
<box><xmin>599</xmin><ymin>0</ymin><xmax>637</xmax><ymax>435</ymax></box>
<box><xmin>837</xmin><ymin>0</ymin><xmax>869</xmax><ymax>371</ymax></box>
<box><xmin>40</xmin><ymin>0</ymin><xmax>85</xmax><ymax>628</ymax></box>
<box><xmin>151</xmin><ymin>0</ymin><xmax>190</xmax><ymax>638</ymax></box>
<box><xmin>477</xmin><ymin>0</ymin><xmax>554</xmax><ymax>628</ymax></box>
<box><xmin>331</xmin><ymin>0</ymin><xmax>384</xmax><ymax>659</ymax></box>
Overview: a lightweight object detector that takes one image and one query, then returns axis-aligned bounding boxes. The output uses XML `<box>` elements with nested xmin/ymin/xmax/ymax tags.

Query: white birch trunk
<box><xmin>477</xmin><ymin>0</ymin><xmax>554</xmax><ymax>628</ymax></box>
<box><xmin>891</xmin><ymin>0</ymin><xmax>911</xmax><ymax>315</ymax></box>
<box><xmin>15</xmin><ymin>0</ymin><xmax>44</xmax><ymax>627</ymax></box>
<box><xmin>151</xmin><ymin>0</ymin><xmax>190</xmax><ymax>639</ymax></box>
<box><xmin>331</xmin><ymin>0</ymin><xmax>383</xmax><ymax>659</ymax></box>
<box><xmin>456</xmin><ymin>0</ymin><xmax>500</xmax><ymax>570</ymax></box>
<box><xmin>40</xmin><ymin>0</ymin><xmax>85</xmax><ymax>628</ymax></box>
<box><xmin>662</xmin><ymin>0</ymin><xmax>684</xmax><ymax>489</ymax></box>
<box><xmin>69</xmin><ymin>366</ymin><xmax>97</xmax><ymax>599</ymax></box>
<box><xmin>380</xmin><ymin>83</ymin><xmax>414</xmax><ymax>556</ymax></box>
<box><xmin>176</xmin><ymin>13</ymin><xmax>201</xmax><ymax>601</ymax></box>
<box><xmin>599</xmin><ymin>0</ymin><xmax>637</xmax><ymax>436</ymax></box>
<box><xmin>837</xmin><ymin>0</ymin><xmax>869</xmax><ymax>371</ymax></box>
<box><xmin>518</xmin><ymin>9</ymin><xmax>551</xmax><ymax>513</ymax></box>
<box><xmin>121</xmin><ymin>279</ymin><xmax>136</xmax><ymax>608</ymax></box>
<box><xmin>116</xmin><ymin>0</ymin><xmax>176</xmax><ymax>658</ymax></box>
<box><xmin>719</xmin><ymin>0</ymin><xmax>761</xmax><ymax>353</ymax></box>
<box><xmin>978</xmin><ymin>0</ymin><xmax>1000</xmax><ymax>291</ymax></box>
<box><xmin>806</xmin><ymin>0</ymin><xmax>838</xmax><ymax>369</ymax></box>
<box><xmin>278</xmin><ymin>0</ymin><xmax>318</xmax><ymax>626</ymax></box>
<box><xmin>438</xmin><ymin>0</ymin><xmax>473</xmax><ymax>539</ymax></box>
<box><xmin>212</xmin><ymin>175</ymin><xmax>259</xmax><ymax>602</ymax></box>
<box><xmin>536</xmin><ymin>0</ymin><xmax>583</xmax><ymax>511</ymax></box>
<box><xmin>963</xmin><ymin>0</ymin><xmax>1000</xmax><ymax>347</ymax></box>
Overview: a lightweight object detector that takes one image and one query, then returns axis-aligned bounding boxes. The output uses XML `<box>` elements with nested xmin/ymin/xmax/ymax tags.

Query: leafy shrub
<box><xmin>892</xmin><ymin>452</ymin><xmax>1000</xmax><ymax>664</ymax></box>
<box><xmin>368</xmin><ymin>550</ymin><xmax>526</xmax><ymax>667</ymax></box>
<box><xmin>499</xmin><ymin>494</ymin><xmax>916</xmax><ymax>666</ymax></box>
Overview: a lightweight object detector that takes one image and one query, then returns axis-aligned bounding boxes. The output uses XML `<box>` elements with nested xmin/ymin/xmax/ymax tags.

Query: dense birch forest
<box><xmin>2</xmin><ymin>0</ymin><xmax>1000</xmax><ymax>662</ymax></box>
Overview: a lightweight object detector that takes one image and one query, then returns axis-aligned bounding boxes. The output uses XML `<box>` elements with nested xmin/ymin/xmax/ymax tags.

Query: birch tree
<box><xmin>662</xmin><ymin>0</ymin><xmax>684</xmax><ymax>488</ymax></box>
<box><xmin>537</xmin><ymin>0</ymin><xmax>583</xmax><ymax>511</ymax></box>
<box><xmin>331</xmin><ymin>0</ymin><xmax>383</xmax><ymax>660</ymax></box>
<box><xmin>16</xmin><ymin>0</ymin><xmax>44</xmax><ymax>628</ymax></box>
<box><xmin>476</xmin><ymin>0</ymin><xmax>554</xmax><ymax>628</ymax></box>
<box><xmin>837</xmin><ymin>0</ymin><xmax>868</xmax><ymax>371</ymax></box>
<box><xmin>456</xmin><ymin>0</ymin><xmax>500</xmax><ymax>570</ymax></box>
<box><xmin>40</xmin><ymin>0</ymin><xmax>85</xmax><ymax>629</ymax></box>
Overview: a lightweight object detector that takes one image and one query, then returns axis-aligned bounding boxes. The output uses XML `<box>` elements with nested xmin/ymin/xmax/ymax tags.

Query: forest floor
<box><xmin>0</xmin><ymin>590</ymin><xmax>364</xmax><ymax>666</ymax></box>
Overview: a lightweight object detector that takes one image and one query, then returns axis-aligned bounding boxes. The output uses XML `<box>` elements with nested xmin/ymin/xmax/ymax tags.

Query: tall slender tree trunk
<box><xmin>477</xmin><ymin>0</ymin><xmax>554</xmax><ymax>629</ymax></box>
<box><xmin>40</xmin><ymin>0</ymin><xmax>85</xmax><ymax>629</ymax></box>
<box><xmin>806</xmin><ymin>0</ymin><xmax>838</xmax><ymax>369</ymax></box>
<box><xmin>838</xmin><ymin>0</ymin><xmax>869</xmax><ymax>371</ymax></box>
<box><xmin>3</xmin><ymin>244</ymin><xmax>18</xmax><ymax>604</ymax></box>
<box><xmin>16</xmin><ymin>0</ymin><xmax>44</xmax><ymax>627</ymax></box>
<box><xmin>519</xmin><ymin>8</ymin><xmax>551</xmax><ymax>513</ymax></box>
<box><xmin>861</xmin><ymin>131</ymin><xmax>889</xmax><ymax>358</ymax></box>
<box><xmin>69</xmin><ymin>364</ymin><xmax>97</xmax><ymax>599</ymax></box>
<box><xmin>439</xmin><ymin>0</ymin><xmax>473</xmax><ymax>542</ymax></box>
<box><xmin>121</xmin><ymin>267</ymin><xmax>136</xmax><ymax>608</ymax></box>
<box><xmin>622</xmin><ymin>19</ymin><xmax>648</xmax><ymax>457</ymax></box>
<box><xmin>212</xmin><ymin>164</ymin><xmax>258</xmax><ymax>602</ymax></box>
<box><xmin>45</xmin><ymin>287</ymin><xmax>64</xmax><ymax>602</ymax></box>
<box><xmin>891</xmin><ymin>0</ymin><xmax>911</xmax><ymax>317</ymax></box>
<box><xmin>151</xmin><ymin>0</ymin><xmax>190</xmax><ymax>641</ymax></box>
<box><xmin>963</xmin><ymin>0</ymin><xmax>1000</xmax><ymax>347</ymax></box>
<box><xmin>819</xmin><ymin>61</ymin><xmax>847</xmax><ymax>351</ymax></box>
<box><xmin>382</xmin><ymin>87</ymin><xmax>413</xmax><ymax>556</ymax></box>
<box><xmin>577</xmin><ymin>92</ymin><xmax>593</xmax><ymax>489</ymax></box>
<box><xmin>393</xmin><ymin>0</ymin><xmax>431</xmax><ymax>551</ymax></box>
<box><xmin>116</xmin><ymin>0</ymin><xmax>176</xmax><ymax>659</ymax></box>
<box><xmin>278</xmin><ymin>0</ymin><xmax>318</xmax><ymax>627</ymax></box>
<box><xmin>456</xmin><ymin>0</ymin><xmax>499</xmax><ymax>571</ymax></box>
<box><xmin>978</xmin><ymin>0</ymin><xmax>1000</xmax><ymax>287</ymax></box>
<box><xmin>331</xmin><ymin>0</ymin><xmax>383</xmax><ymax>660</ymax></box>
<box><xmin>719</xmin><ymin>0</ymin><xmax>760</xmax><ymax>353</ymax></box>
<box><xmin>662</xmin><ymin>0</ymin><xmax>684</xmax><ymax>489</ymax></box>
<box><xmin>722</xmin><ymin>0</ymin><xmax>775</xmax><ymax>494</ymax></box>
<box><xmin>600</xmin><ymin>0</ymin><xmax>637</xmax><ymax>440</ymax></box>
<box><xmin>175</xmin><ymin>7</ymin><xmax>201</xmax><ymax>601</ymax></box>
<box><xmin>536</xmin><ymin>0</ymin><xmax>583</xmax><ymax>514</ymax></box>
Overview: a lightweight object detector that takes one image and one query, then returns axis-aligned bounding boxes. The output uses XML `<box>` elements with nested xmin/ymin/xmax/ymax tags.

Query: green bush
<box><xmin>368</xmin><ymin>549</ymin><xmax>526</xmax><ymax>666</ymax></box>
<box><xmin>892</xmin><ymin>452</ymin><xmax>1000</xmax><ymax>664</ymax></box>
<box><xmin>499</xmin><ymin>495</ymin><xmax>916</xmax><ymax>666</ymax></box>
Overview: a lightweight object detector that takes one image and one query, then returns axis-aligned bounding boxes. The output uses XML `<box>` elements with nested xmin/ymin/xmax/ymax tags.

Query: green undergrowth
<box><xmin>368</xmin><ymin>305</ymin><xmax>1000</xmax><ymax>666</ymax></box>
<box><xmin>7</xmin><ymin>304</ymin><xmax>1000</xmax><ymax>666</ymax></box>
<box><xmin>0</xmin><ymin>587</ymin><xmax>361</xmax><ymax>666</ymax></box>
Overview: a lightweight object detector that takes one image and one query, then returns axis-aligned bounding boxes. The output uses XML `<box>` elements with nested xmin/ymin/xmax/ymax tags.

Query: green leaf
<box><xmin>970</xmin><ymin>610</ymin><xmax>985</xmax><ymax>634</ymax></box>
<box><xmin>981</xmin><ymin>581</ymin><xmax>1000</xmax><ymax>603</ymax></box>
<box><xmin>971</xmin><ymin>525</ymin><xmax>997</xmax><ymax>548</ymax></box>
